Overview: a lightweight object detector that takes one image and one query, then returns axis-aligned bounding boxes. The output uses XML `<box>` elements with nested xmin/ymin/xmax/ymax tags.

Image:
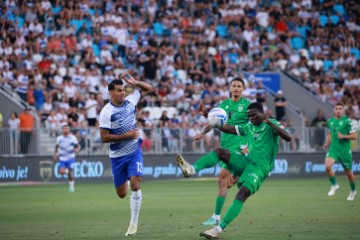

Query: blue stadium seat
<box><xmin>153</xmin><ymin>22</ymin><xmax>164</xmax><ymax>36</ymax></box>
<box><xmin>92</xmin><ymin>44</ymin><xmax>100</xmax><ymax>56</ymax></box>
<box><xmin>52</xmin><ymin>6</ymin><xmax>62</xmax><ymax>14</ymax></box>
<box><xmin>70</xmin><ymin>19</ymin><xmax>86</xmax><ymax>33</ymax></box>
<box><xmin>333</xmin><ymin>4</ymin><xmax>345</xmax><ymax>16</ymax></box>
<box><xmin>88</xmin><ymin>8</ymin><xmax>96</xmax><ymax>16</ymax></box>
<box><xmin>16</xmin><ymin>17</ymin><xmax>24</xmax><ymax>28</ymax></box>
<box><xmin>45</xmin><ymin>29</ymin><xmax>53</xmax><ymax>36</ymax></box>
<box><xmin>216</xmin><ymin>25</ymin><xmax>227</xmax><ymax>38</ymax></box>
<box><xmin>323</xmin><ymin>60</ymin><xmax>333</xmax><ymax>71</ymax></box>
<box><xmin>330</xmin><ymin>15</ymin><xmax>339</xmax><ymax>25</ymax></box>
<box><xmin>296</xmin><ymin>26</ymin><xmax>309</xmax><ymax>39</ymax></box>
<box><xmin>290</xmin><ymin>37</ymin><xmax>304</xmax><ymax>49</ymax></box>
<box><xmin>350</xmin><ymin>48</ymin><xmax>360</xmax><ymax>60</ymax></box>
<box><xmin>319</xmin><ymin>15</ymin><xmax>328</xmax><ymax>27</ymax></box>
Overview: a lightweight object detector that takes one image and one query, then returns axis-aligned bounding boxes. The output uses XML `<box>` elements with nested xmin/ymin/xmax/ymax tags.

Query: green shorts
<box><xmin>220</xmin><ymin>149</ymin><xmax>247</xmax><ymax>177</ymax></box>
<box><xmin>237</xmin><ymin>163</ymin><xmax>269</xmax><ymax>194</ymax></box>
<box><xmin>326</xmin><ymin>148</ymin><xmax>353</xmax><ymax>170</ymax></box>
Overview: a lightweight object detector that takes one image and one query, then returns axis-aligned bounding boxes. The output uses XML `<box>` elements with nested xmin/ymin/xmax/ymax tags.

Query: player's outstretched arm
<box><xmin>217</xmin><ymin>124</ymin><xmax>237</xmax><ymax>135</ymax></box>
<box><xmin>121</xmin><ymin>72</ymin><xmax>153</xmax><ymax>96</ymax></box>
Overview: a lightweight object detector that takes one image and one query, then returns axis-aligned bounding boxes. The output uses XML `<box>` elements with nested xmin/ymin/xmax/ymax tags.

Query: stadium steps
<box><xmin>39</xmin><ymin>130</ymin><xmax>57</xmax><ymax>156</ymax></box>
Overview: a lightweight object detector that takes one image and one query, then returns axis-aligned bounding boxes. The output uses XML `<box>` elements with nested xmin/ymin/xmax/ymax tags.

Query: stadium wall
<box><xmin>1</xmin><ymin>153</ymin><xmax>360</xmax><ymax>184</ymax></box>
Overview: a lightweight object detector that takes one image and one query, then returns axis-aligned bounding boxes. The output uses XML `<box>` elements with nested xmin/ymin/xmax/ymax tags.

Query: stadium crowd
<box><xmin>0</xmin><ymin>0</ymin><xmax>359</xmax><ymax>153</ymax></box>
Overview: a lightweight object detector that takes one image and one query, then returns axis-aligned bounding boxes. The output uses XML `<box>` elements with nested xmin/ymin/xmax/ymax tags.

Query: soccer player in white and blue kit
<box><xmin>53</xmin><ymin>124</ymin><xmax>80</xmax><ymax>192</ymax></box>
<box><xmin>99</xmin><ymin>73</ymin><xmax>152</xmax><ymax>237</ymax></box>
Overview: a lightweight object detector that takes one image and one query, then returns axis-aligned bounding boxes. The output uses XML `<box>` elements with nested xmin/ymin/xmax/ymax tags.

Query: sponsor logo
<box><xmin>39</xmin><ymin>160</ymin><xmax>53</xmax><ymax>182</ymax></box>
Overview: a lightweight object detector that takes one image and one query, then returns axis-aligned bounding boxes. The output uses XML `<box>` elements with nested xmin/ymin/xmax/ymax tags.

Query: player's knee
<box><xmin>116</xmin><ymin>190</ymin><xmax>127</xmax><ymax>199</ymax></box>
<box><xmin>235</xmin><ymin>186</ymin><xmax>251</xmax><ymax>202</ymax></box>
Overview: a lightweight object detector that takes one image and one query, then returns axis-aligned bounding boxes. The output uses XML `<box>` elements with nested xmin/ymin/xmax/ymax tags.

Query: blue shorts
<box><xmin>111</xmin><ymin>150</ymin><xmax>144</xmax><ymax>188</ymax></box>
<box><xmin>58</xmin><ymin>159</ymin><xmax>75</xmax><ymax>170</ymax></box>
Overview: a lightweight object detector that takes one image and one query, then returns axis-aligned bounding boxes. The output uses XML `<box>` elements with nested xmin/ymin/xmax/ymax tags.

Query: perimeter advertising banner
<box><xmin>244</xmin><ymin>72</ymin><xmax>281</xmax><ymax>93</ymax></box>
<box><xmin>0</xmin><ymin>153</ymin><xmax>360</xmax><ymax>183</ymax></box>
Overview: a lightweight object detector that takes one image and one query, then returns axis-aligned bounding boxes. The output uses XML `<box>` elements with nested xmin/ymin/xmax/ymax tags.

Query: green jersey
<box><xmin>235</xmin><ymin>118</ymin><xmax>285</xmax><ymax>172</ymax></box>
<box><xmin>218</xmin><ymin>97</ymin><xmax>251</xmax><ymax>150</ymax></box>
<box><xmin>327</xmin><ymin>116</ymin><xmax>356</xmax><ymax>152</ymax></box>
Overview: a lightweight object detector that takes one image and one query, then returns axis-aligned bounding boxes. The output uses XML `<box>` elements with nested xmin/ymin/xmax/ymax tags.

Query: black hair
<box><xmin>231</xmin><ymin>77</ymin><xmax>245</xmax><ymax>87</ymax></box>
<box><xmin>335</xmin><ymin>102</ymin><xmax>343</xmax><ymax>107</ymax></box>
<box><xmin>108</xmin><ymin>79</ymin><xmax>124</xmax><ymax>91</ymax></box>
<box><xmin>247</xmin><ymin>102</ymin><xmax>264</xmax><ymax>113</ymax></box>
<box><xmin>12</xmin><ymin>111</ymin><xmax>18</xmax><ymax>118</ymax></box>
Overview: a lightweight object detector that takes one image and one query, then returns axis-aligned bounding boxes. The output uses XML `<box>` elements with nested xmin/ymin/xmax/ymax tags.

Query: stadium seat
<box><xmin>92</xmin><ymin>44</ymin><xmax>100</xmax><ymax>56</ymax></box>
<box><xmin>323</xmin><ymin>59</ymin><xmax>333</xmax><ymax>71</ymax></box>
<box><xmin>16</xmin><ymin>17</ymin><xmax>24</xmax><ymax>28</ymax></box>
<box><xmin>333</xmin><ymin>4</ymin><xmax>345</xmax><ymax>16</ymax></box>
<box><xmin>319</xmin><ymin>15</ymin><xmax>328</xmax><ymax>27</ymax></box>
<box><xmin>216</xmin><ymin>25</ymin><xmax>227</xmax><ymax>38</ymax></box>
<box><xmin>290</xmin><ymin>37</ymin><xmax>304</xmax><ymax>49</ymax></box>
<box><xmin>153</xmin><ymin>22</ymin><xmax>164</xmax><ymax>36</ymax></box>
<box><xmin>52</xmin><ymin>6</ymin><xmax>62</xmax><ymax>14</ymax></box>
<box><xmin>296</xmin><ymin>26</ymin><xmax>309</xmax><ymax>39</ymax></box>
<box><xmin>350</xmin><ymin>48</ymin><xmax>360</xmax><ymax>60</ymax></box>
<box><xmin>330</xmin><ymin>15</ymin><xmax>340</xmax><ymax>25</ymax></box>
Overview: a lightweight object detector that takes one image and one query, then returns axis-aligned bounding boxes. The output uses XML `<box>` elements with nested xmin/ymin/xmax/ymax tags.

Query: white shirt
<box><xmin>99</xmin><ymin>89</ymin><xmax>142</xmax><ymax>158</ymax></box>
<box><xmin>85</xmin><ymin>99</ymin><xmax>98</xmax><ymax>118</ymax></box>
<box><xmin>56</xmin><ymin>134</ymin><xmax>79</xmax><ymax>161</ymax></box>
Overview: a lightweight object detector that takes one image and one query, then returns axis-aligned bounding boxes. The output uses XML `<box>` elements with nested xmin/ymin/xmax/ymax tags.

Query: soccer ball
<box><xmin>207</xmin><ymin>108</ymin><xmax>228</xmax><ymax>127</ymax></box>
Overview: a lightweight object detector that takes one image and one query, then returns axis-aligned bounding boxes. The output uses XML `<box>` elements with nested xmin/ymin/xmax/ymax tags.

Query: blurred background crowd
<box><xmin>0</xmin><ymin>0</ymin><xmax>359</xmax><ymax>154</ymax></box>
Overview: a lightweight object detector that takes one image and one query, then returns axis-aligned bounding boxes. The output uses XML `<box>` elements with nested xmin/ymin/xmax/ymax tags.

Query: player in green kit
<box><xmin>192</xmin><ymin>102</ymin><xmax>291</xmax><ymax>239</ymax></box>
<box><xmin>177</xmin><ymin>78</ymin><xmax>251</xmax><ymax>225</ymax></box>
<box><xmin>322</xmin><ymin>102</ymin><xmax>357</xmax><ymax>201</ymax></box>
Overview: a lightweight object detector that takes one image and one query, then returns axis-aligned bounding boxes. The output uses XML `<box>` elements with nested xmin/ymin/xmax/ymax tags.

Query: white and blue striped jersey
<box><xmin>99</xmin><ymin>89</ymin><xmax>142</xmax><ymax>159</ymax></box>
<box><xmin>56</xmin><ymin>134</ymin><xmax>79</xmax><ymax>161</ymax></box>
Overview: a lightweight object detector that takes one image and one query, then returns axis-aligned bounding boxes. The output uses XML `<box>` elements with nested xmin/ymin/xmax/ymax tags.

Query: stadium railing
<box><xmin>0</xmin><ymin>127</ymin><xmax>359</xmax><ymax>157</ymax></box>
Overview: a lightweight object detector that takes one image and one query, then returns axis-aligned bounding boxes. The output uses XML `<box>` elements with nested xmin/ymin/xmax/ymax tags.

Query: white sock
<box><xmin>130</xmin><ymin>190</ymin><xmax>142</xmax><ymax>225</ymax></box>
<box><xmin>69</xmin><ymin>181</ymin><xmax>74</xmax><ymax>188</ymax></box>
<box><xmin>215</xmin><ymin>225</ymin><xmax>222</xmax><ymax>233</ymax></box>
<box><xmin>190</xmin><ymin>165</ymin><xmax>195</xmax><ymax>174</ymax></box>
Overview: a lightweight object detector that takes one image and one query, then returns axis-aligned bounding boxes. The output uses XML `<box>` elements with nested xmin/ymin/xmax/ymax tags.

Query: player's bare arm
<box><xmin>194</xmin><ymin>124</ymin><xmax>213</xmax><ymax>140</ymax></box>
<box><xmin>337</xmin><ymin>132</ymin><xmax>357</xmax><ymax>140</ymax></box>
<box><xmin>121</xmin><ymin>72</ymin><xmax>153</xmax><ymax>95</ymax></box>
<box><xmin>217</xmin><ymin>125</ymin><xmax>237</xmax><ymax>135</ymax></box>
<box><xmin>263</xmin><ymin>114</ymin><xmax>291</xmax><ymax>142</ymax></box>
<box><xmin>196</xmin><ymin>103</ymin><xmax>209</xmax><ymax>118</ymax></box>
<box><xmin>53</xmin><ymin>145</ymin><xmax>59</xmax><ymax>160</ymax></box>
<box><xmin>100</xmin><ymin>128</ymin><xmax>140</xmax><ymax>143</ymax></box>
<box><xmin>323</xmin><ymin>133</ymin><xmax>331</xmax><ymax>150</ymax></box>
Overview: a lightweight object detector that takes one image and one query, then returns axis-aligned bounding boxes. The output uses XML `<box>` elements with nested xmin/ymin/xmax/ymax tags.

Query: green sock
<box><xmin>193</xmin><ymin>151</ymin><xmax>219</xmax><ymax>172</ymax></box>
<box><xmin>329</xmin><ymin>176</ymin><xmax>337</xmax><ymax>186</ymax></box>
<box><xmin>214</xmin><ymin>196</ymin><xmax>226</xmax><ymax>215</ymax></box>
<box><xmin>220</xmin><ymin>199</ymin><xmax>244</xmax><ymax>230</ymax></box>
<box><xmin>350</xmin><ymin>182</ymin><xmax>356</xmax><ymax>191</ymax></box>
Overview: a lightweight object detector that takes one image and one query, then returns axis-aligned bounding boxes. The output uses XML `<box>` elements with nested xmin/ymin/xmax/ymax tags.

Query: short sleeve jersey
<box><xmin>235</xmin><ymin>118</ymin><xmax>285</xmax><ymax>172</ymax></box>
<box><xmin>219</xmin><ymin>97</ymin><xmax>251</xmax><ymax>150</ymax></box>
<box><xmin>327</xmin><ymin>115</ymin><xmax>356</xmax><ymax>152</ymax></box>
<box><xmin>56</xmin><ymin>134</ymin><xmax>79</xmax><ymax>161</ymax></box>
<box><xmin>99</xmin><ymin>89</ymin><xmax>142</xmax><ymax>159</ymax></box>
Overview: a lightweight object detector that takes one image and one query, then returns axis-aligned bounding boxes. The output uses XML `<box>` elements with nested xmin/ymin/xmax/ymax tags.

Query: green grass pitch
<box><xmin>0</xmin><ymin>177</ymin><xmax>359</xmax><ymax>240</ymax></box>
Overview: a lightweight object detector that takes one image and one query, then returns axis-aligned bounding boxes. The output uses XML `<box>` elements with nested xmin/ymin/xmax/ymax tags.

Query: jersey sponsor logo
<box><xmin>238</xmin><ymin>105</ymin><xmax>243</xmax><ymax>112</ymax></box>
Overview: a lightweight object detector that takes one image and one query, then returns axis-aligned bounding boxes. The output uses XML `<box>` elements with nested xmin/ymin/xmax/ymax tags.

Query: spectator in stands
<box><xmin>8</xmin><ymin>111</ymin><xmax>20</xmax><ymax>155</ymax></box>
<box><xmin>274</xmin><ymin>90</ymin><xmax>287</xmax><ymax>121</ymax></box>
<box><xmin>19</xmin><ymin>107</ymin><xmax>35</xmax><ymax>154</ymax></box>
<box><xmin>0</xmin><ymin>111</ymin><xmax>2</xmax><ymax>127</ymax></box>
<box><xmin>85</xmin><ymin>93</ymin><xmax>98</xmax><ymax>127</ymax></box>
